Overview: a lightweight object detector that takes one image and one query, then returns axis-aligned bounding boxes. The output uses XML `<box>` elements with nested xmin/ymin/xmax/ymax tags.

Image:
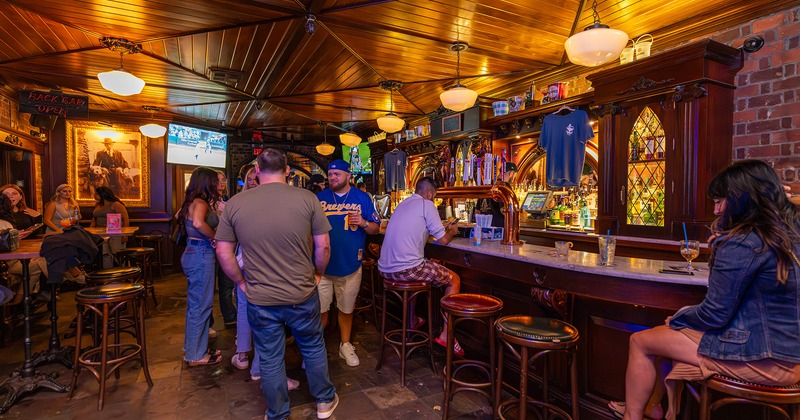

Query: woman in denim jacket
<box><xmin>611</xmin><ymin>160</ymin><xmax>800</xmax><ymax>420</ymax></box>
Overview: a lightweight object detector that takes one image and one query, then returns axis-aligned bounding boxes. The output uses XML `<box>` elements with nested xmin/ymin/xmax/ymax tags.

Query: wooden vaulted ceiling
<box><xmin>0</xmin><ymin>0</ymin><xmax>793</xmax><ymax>145</ymax></box>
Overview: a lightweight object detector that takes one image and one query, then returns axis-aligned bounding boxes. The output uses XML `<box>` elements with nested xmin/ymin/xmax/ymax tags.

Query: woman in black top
<box><xmin>0</xmin><ymin>184</ymin><xmax>42</xmax><ymax>238</ymax></box>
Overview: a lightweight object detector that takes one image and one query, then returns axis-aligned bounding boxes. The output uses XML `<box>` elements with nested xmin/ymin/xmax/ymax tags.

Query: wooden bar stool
<box><xmin>495</xmin><ymin>315</ymin><xmax>580</xmax><ymax>420</ymax></box>
<box><xmin>86</xmin><ymin>266</ymin><xmax>141</xmax><ymax>286</ymax></box>
<box><xmin>352</xmin><ymin>258</ymin><xmax>379</xmax><ymax>328</ymax></box>
<box><xmin>441</xmin><ymin>293</ymin><xmax>504</xmax><ymax>419</ymax></box>
<box><xmin>134</xmin><ymin>234</ymin><xmax>164</xmax><ymax>280</ymax></box>
<box><xmin>689</xmin><ymin>375</ymin><xmax>800</xmax><ymax>419</ymax></box>
<box><xmin>375</xmin><ymin>278</ymin><xmax>436</xmax><ymax>387</ymax></box>
<box><xmin>115</xmin><ymin>248</ymin><xmax>157</xmax><ymax>310</ymax></box>
<box><xmin>68</xmin><ymin>283</ymin><xmax>153</xmax><ymax>410</ymax></box>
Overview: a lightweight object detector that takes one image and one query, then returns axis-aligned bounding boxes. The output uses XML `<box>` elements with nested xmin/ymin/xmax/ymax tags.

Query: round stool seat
<box><xmin>496</xmin><ymin>315</ymin><xmax>578</xmax><ymax>343</ymax></box>
<box><xmin>441</xmin><ymin>293</ymin><xmax>503</xmax><ymax>314</ymax></box>
<box><xmin>86</xmin><ymin>266</ymin><xmax>141</xmax><ymax>284</ymax></box>
<box><xmin>115</xmin><ymin>247</ymin><xmax>155</xmax><ymax>257</ymax></box>
<box><xmin>707</xmin><ymin>374</ymin><xmax>800</xmax><ymax>396</ymax></box>
<box><xmin>383</xmin><ymin>278</ymin><xmax>430</xmax><ymax>291</ymax></box>
<box><xmin>77</xmin><ymin>283</ymin><xmax>144</xmax><ymax>300</ymax></box>
<box><xmin>135</xmin><ymin>234</ymin><xmax>161</xmax><ymax>241</ymax></box>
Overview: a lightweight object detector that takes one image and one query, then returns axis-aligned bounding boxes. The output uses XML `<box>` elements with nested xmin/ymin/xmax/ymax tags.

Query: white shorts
<box><xmin>318</xmin><ymin>267</ymin><xmax>362</xmax><ymax>314</ymax></box>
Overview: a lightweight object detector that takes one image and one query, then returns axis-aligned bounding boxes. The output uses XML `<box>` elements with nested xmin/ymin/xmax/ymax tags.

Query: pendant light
<box><xmin>339</xmin><ymin>107</ymin><xmax>362</xmax><ymax>147</ymax></box>
<box><xmin>377</xmin><ymin>80</ymin><xmax>406</xmax><ymax>134</ymax></box>
<box><xmin>439</xmin><ymin>42</ymin><xmax>478</xmax><ymax>112</ymax></box>
<box><xmin>139</xmin><ymin>106</ymin><xmax>167</xmax><ymax>137</ymax></box>
<box><xmin>564</xmin><ymin>0</ymin><xmax>628</xmax><ymax>67</ymax></box>
<box><xmin>316</xmin><ymin>123</ymin><xmax>335</xmax><ymax>156</ymax></box>
<box><xmin>97</xmin><ymin>37</ymin><xmax>145</xmax><ymax>96</ymax></box>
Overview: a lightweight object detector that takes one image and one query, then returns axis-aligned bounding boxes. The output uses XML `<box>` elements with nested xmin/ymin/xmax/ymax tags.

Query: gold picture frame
<box><xmin>66</xmin><ymin>121</ymin><xmax>150</xmax><ymax>207</ymax></box>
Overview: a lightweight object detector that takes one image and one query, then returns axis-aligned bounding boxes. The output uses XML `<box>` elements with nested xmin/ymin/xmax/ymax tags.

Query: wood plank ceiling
<box><xmin>0</xmin><ymin>0</ymin><xmax>793</xmax><ymax>145</ymax></box>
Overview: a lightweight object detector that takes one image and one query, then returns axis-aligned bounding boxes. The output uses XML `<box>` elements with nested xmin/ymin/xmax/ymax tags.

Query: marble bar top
<box><xmin>432</xmin><ymin>237</ymin><xmax>709</xmax><ymax>287</ymax></box>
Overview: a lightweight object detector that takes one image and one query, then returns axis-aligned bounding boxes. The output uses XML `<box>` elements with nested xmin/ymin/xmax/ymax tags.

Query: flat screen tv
<box><xmin>167</xmin><ymin>123</ymin><xmax>227</xmax><ymax>168</ymax></box>
<box><xmin>342</xmin><ymin>143</ymin><xmax>371</xmax><ymax>174</ymax></box>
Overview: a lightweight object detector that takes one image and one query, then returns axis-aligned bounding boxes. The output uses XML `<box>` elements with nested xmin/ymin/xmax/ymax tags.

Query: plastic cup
<box><xmin>472</xmin><ymin>226</ymin><xmax>482</xmax><ymax>246</ymax></box>
<box><xmin>598</xmin><ymin>236</ymin><xmax>617</xmax><ymax>266</ymax></box>
<box><xmin>60</xmin><ymin>219</ymin><xmax>72</xmax><ymax>228</ymax></box>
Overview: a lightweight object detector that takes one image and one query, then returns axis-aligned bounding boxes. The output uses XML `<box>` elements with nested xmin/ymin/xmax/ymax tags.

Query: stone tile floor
<box><xmin>0</xmin><ymin>272</ymin><xmax>494</xmax><ymax>419</ymax></box>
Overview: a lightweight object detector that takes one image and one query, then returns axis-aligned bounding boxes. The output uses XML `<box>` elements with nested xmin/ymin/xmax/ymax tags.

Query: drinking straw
<box><xmin>605</xmin><ymin>229</ymin><xmax>610</xmax><ymax>263</ymax></box>
<box><xmin>682</xmin><ymin>222</ymin><xmax>689</xmax><ymax>249</ymax></box>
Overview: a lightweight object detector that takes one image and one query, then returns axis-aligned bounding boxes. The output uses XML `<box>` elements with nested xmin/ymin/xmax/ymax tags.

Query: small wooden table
<box><xmin>0</xmin><ymin>240</ymin><xmax>68</xmax><ymax>414</ymax></box>
<box><xmin>84</xmin><ymin>226</ymin><xmax>140</xmax><ymax>237</ymax></box>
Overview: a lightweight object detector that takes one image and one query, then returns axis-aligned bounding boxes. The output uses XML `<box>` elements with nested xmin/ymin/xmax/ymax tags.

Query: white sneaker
<box><xmin>339</xmin><ymin>342</ymin><xmax>360</xmax><ymax>366</ymax></box>
<box><xmin>231</xmin><ymin>353</ymin><xmax>249</xmax><ymax>370</ymax></box>
<box><xmin>316</xmin><ymin>393</ymin><xmax>339</xmax><ymax>419</ymax></box>
<box><xmin>250</xmin><ymin>373</ymin><xmax>260</xmax><ymax>381</ymax></box>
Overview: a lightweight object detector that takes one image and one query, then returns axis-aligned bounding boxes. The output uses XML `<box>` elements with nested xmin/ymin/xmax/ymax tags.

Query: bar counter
<box><xmin>405</xmin><ymin>236</ymin><xmax>710</xmax><ymax>419</ymax></box>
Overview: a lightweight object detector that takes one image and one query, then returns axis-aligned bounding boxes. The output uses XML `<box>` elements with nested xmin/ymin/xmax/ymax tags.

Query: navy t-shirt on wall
<box><xmin>540</xmin><ymin>110</ymin><xmax>594</xmax><ymax>187</ymax></box>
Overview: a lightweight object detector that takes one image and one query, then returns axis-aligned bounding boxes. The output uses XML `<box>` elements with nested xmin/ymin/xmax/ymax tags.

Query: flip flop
<box><xmin>434</xmin><ymin>336</ymin><xmax>464</xmax><ymax>357</ymax></box>
<box><xmin>186</xmin><ymin>352</ymin><xmax>223</xmax><ymax>367</ymax></box>
<box><xmin>410</xmin><ymin>316</ymin><xmax>426</xmax><ymax>330</ymax></box>
<box><xmin>607</xmin><ymin>401</ymin><xmax>663</xmax><ymax>420</ymax></box>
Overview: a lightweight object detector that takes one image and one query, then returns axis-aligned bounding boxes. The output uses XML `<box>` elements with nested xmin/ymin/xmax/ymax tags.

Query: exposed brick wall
<box><xmin>707</xmin><ymin>6</ymin><xmax>799</xmax><ymax>186</ymax></box>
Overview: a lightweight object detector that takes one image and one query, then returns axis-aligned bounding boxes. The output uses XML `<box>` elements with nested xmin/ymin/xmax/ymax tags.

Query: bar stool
<box><xmin>689</xmin><ymin>375</ymin><xmax>800</xmax><ymax>419</ymax></box>
<box><xmin>68</xmin><ymin>283</ymin><xmax>153</xmax><ymax>410</ymax></box>
<box><xmin>375</xmin><ymin>278</ymin><xmax>436</xmax><ymax>387</ymax></box>
<box><xmin>115</xmin><ymin>247</ymin><xmax>157</xmax><ymax>309</ymax></box>
<box><xmin>134</xmin><ymin>233</ymin><xmax>163</xmax><ymax>280</ymax></box>
<box><xmin>495</xmin><ymin>315</ymin><xmax>580</xmax><ymax>420</ymax></box>
<box><xmin>353</xmin><ymin>257</ymin><xmax>378</xmax><ymax>328</ymax></box>
<box><xmin>441</xmin><ymin>293</ymin><xmax>504</xmax><ymax>418</ymax></box>
<box><xmin>86</xmin><ymin>266</ymin><xmax>141</xmax><ymax>286</ymax></box>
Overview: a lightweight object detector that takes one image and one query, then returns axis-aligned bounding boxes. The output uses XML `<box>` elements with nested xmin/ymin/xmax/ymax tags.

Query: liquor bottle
<box><xmin>630</xmin><ymin>137</ymin><xmax>640</xmax><ymax>162</ymax></box>
<box><xmin>645</xmin><ymin>136</ymin><xmax>655</xmax><ymax>160</ymax></box>
<box><xmin>448</xmin><ymin>158</ymin><xmax>455</xmax><ymax>187</ymax></box>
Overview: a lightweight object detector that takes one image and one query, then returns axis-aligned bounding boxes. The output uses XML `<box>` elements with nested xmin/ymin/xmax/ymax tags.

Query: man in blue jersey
<box><xmin>317</xmin><ymin>159</ymin><xmax>380</xmax><ymax>366</ymax></box>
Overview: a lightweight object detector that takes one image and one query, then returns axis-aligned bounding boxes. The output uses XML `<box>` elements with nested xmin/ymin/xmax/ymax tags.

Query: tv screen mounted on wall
<box><xmin>167</xmin><ymin>123</ymin><xmax>227</xmax><ymax>168</ymax></box>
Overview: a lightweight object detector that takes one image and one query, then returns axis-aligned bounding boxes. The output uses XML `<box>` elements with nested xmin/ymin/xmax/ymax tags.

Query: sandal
<box><xmin>410</xmin><ymin>316</ymin><xmax>426</xmax><ymax>330</ymax></box>
<box><xmin>608</xmin><ymin>401</ymin><xmax>664</xmax><ymax>420</ymax></box>
<box><xmin>186</xmin><ymin>352</ymin><xmax>223</xmax><ymax>367</ymax></box>
<box><xmin>434</xmin><ymin>336</ymin><xmax>464</xmax><ymax>357</ymax></box>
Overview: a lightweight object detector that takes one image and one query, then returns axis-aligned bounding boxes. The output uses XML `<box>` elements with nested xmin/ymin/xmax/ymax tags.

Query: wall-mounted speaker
<box><xmin>29</xmin><ymin>114</ymin><xmax>58</xmax><ymax>130</ymax></box>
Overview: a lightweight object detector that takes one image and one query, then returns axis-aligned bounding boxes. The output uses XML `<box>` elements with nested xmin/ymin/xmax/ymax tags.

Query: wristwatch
<box><xmin>360</xmin><ymin>220</ymin><xmax>368</xmax><ymax>229</ymax></box>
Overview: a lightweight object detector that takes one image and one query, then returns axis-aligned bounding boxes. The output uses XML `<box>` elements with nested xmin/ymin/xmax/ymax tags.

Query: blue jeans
<box><xmin>217</xmin><ymin>264</ymin><xmax>237</xmax><ymax>325</ymax></box>
<box><xmin>181</xmin><ymin>241</ymin><xmax>216</xmax><ymax>361</ymax></box>
<box><xmin>249</xmin><ymin>290</ymin><xmax>336</xmax><ymax>420</ymax></box>
<box><xmin>236</xmin><ymin>286</ymin><xmax>260</xmax><ymax>377</ymax></box>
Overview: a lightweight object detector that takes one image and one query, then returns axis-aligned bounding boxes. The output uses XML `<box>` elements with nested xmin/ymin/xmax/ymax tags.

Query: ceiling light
<box><xmin>440</xmin><ymin>42</ymin><xmax>478</xmax><ymax>112</ymax></box>
<box><xmin>139</xmin><ymin>106</ymin><xmax>166</xmax><ymax>137</ymax></box>
<box><xmin>339</xmin><ymin>107</ymin><xmax>362</xmax><ymax>146</ymax></box>
<box><xmin>97</xmin><ymin>37</ymin><xmax>145</xmax><ymax>96</ymax></box>
<box><xmin>377</xmin><ymin>80</ymin><xmax>405</xmax><ymax>133</ymax></box>
<box><xmin>305</xmin><ymin>14</ymin><xmax>317</xmax><ymax>35</ymax></box>
<box><xmin>316</xmin><ymin>123</ymin><xmax>335</xmax><ymax>156</ymax></box>
<box><xmin>564</xmin><ymin>0</ymin><xmax>628</xmax><ymax>67</ymax></box>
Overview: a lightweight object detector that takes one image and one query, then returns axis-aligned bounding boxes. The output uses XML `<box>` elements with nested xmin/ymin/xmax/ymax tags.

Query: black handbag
<box><xmin>171</xmin><ymin>222</ymin><xmax>187</xmax><ymax>247</ymax></box>
<box><xmin>0</xmin><ymin>228</ymin><xmax>20</xmax><ymax>252</ymax></box>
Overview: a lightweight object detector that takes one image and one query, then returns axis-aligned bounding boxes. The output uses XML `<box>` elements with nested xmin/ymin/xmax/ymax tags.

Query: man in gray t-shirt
<box><xmin>216</xmin><ymin>148</ymin><xmax>339</xmax><ymax>420</ymax></box>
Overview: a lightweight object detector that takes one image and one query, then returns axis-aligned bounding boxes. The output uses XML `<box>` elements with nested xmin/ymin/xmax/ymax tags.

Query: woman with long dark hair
<box><xmin>1</xmin><ymin>184</ymin><xmax>42</xmax><ymax>238</ymax></box>
<box><xmin>178</xmin><ymin>167</ymin><xmax>222</xmax><ymax>366</ymax></box>
<box><xmin>90</xmin><ymin>186</ymin><xmax>129</xmax><ymax>267</ymax></box>
<box><xmin>612</xmin><ymin>160</ymin><xmax>800</xmax><ymax>420</ymax></box>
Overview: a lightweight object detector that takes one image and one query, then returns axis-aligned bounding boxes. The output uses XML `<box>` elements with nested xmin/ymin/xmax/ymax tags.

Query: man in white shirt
<box><xmin>377</xmin><ymin>176</ymin><xmax>463</xmax><ymax>355</ymax></box>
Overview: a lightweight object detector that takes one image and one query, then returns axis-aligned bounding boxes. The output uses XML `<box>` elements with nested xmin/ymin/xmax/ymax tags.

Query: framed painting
<box><xmin>66</xmin><ymin>121</ymin><xmax>150</xmax><ymax>207</ymax></box>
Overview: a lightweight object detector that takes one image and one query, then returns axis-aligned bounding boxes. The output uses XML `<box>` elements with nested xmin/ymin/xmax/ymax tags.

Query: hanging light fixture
<box><xmin>97</xmin><ymin>37</ymin><xmax>145</xmax><ymax>96</ymax></box>
<box><xmin>377</xmin><ymin>80</ymin><xmax>405</xmax><ymax>133</ymax></box>
<box><xmin>316</xmin><ymin>122</ymin><xmax>335</xmax><ymax>156</ymax></box>
<box><xmin>564</xmin><ymin>0</ymin><xmax>628</xmax><ymax>67</ymax></box>
<box><xmin>139</xmin><ymin>106</ymin><xmax>167</xmax><ymax>137</ymax></box>
<box><xmin>439</xmin><ymin>42</ymin><xmax>478</xmax><ymax>112</ymax></box>
<box><xmin>339</xmin><ymin>107</ymin><xmax>362</xmax><ymax>147</ymax></box>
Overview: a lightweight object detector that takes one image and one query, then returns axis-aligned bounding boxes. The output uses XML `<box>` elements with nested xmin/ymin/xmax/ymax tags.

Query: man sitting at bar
<box><xmin>378</xmin><ymin>176</ymin><xmax>463</xmax><ymax>355</ymax></box>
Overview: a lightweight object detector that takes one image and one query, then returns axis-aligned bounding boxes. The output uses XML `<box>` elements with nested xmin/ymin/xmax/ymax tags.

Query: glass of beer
<box><xmin>680</xmin><ymin>240</ymin><xmax>700</xmax><ymax>271</ymax></box>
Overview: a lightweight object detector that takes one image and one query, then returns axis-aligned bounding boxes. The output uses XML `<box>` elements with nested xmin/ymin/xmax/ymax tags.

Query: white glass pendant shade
<box><xmin>97</xmin><ymin>68</ymin><xmax>145</xmax><ymax>96</ymax></box>
<box><xmin>377</xmin><ymin>113</ymin><xmax>405</xmax><ymax>133</ymax></box>
<box><xmin>339</xmin><ymin>131</ymin><xmax>361</xmax><ymax>147</ymax></box>
<box><xmin>439</xmin><ymin>85</ymin><xmax>478</xmax><ymax>112</ymax></box>
<box><xmin>565</xmin><ymin>26</ymin><xmax>629</xmax><ymax>67</ymax></box>
<box><xmin>139</xmin><ymin>123</ymin><xmax>167</xmax><ymax>137</ymax></box>
<box><xmin>316</xmin><ymin>142</ymin><xmax>335</xmax><ymax>156</ymax></box>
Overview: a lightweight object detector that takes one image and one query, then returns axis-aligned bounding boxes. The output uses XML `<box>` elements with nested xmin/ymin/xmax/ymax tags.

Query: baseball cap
<box><xmin>309</xmin><ymin>174</ymin><xmax>326</xmax><ymax>185</ymax></box>
<box><xmin>328</xmin><ymin>159</ymin><xmax>350</xmax><ymax>173</ymax></box>
<box><xmin>504</xmin><ymin>162</ymin><xmax>518</xmax><ymax>172</ymax></box>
